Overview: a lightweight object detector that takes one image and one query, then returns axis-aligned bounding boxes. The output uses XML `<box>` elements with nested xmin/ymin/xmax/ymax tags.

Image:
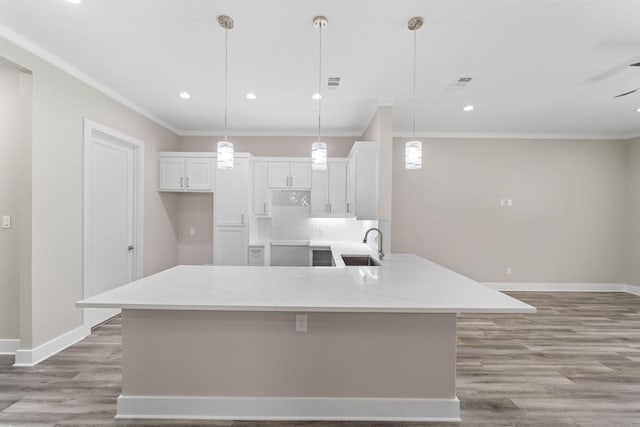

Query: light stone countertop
<box><xmin>77</xmin><ymin>243</ymin><xmax>536</xmax><ymax>314</ymax></box>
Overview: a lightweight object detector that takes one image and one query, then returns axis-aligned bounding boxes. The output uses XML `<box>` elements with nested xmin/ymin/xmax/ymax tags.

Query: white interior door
<box><xmin>84</xmin><ymin>120</ymin><xmax>144</xmax><ymax>329</ymax></box>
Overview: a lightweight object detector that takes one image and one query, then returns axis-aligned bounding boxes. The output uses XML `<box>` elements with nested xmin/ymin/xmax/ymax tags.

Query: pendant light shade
<box><xmin>405</xmin><ymin>140</ymin><xmax>422</xmax><ymax>169</ymax></box>
<box><xmin>405</xmin><ymin>16</ymin><xmax>423</xmax><ymax>170</ymax></box>
<box><xmin>311</xmin><ymin>141</ymin><xmax>327</xmax><ymax>171</ymax></box>
<box><xmin>217</xmin><ymin>141</ymin><xmax>234</xmax><ymax>170</ymax></box>
<box><xmin>217</xmin><ymin>15</ymin><xmax>234</xmax><ymax>169</ymax></box>
<box><xmin>312</xmin><ymin>16</ymin><xmax>328</xmax><ymax>171</ymax></box>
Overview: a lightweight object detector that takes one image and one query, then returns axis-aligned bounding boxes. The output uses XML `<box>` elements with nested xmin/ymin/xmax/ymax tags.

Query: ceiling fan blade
<box><xmin>631</xmin><ymin>62</ymin><xmax>640</xmax><ymax>67</ymax></box>
<box><xmin>614</xmin><ymin>88</ymin><xmax>640</xmax><ymax>97</ymax></box>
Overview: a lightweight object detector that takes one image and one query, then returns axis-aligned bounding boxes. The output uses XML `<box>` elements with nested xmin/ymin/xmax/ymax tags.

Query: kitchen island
<box><xmin>77</xmin><ymin>249</ymin><xmax>535</xmax><ymax>422</ymax></box>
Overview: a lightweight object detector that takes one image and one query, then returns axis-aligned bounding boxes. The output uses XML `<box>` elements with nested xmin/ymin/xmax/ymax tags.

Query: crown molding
<box><xmin>0</xmin><ymin>24</ymin><xmax>182</xmax><ymax>136</ymax></box>
<box><xmin>392</xmin><ymin>131</ymin><xmax>633</xmax><ymax>141</ymax></box>
<box><xmin>179</xmin><ymin>129</ymin><xmax>363</xmax><ymax>138</ymax></box>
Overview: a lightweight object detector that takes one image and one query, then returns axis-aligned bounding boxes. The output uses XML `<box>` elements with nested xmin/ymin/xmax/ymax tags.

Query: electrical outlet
<box><xmin>189</xmin><ymin>227</ymin><xmax>196</xmax><ymax>236</ymax></box>
<box><xmin>507</xmin><ymin>199</ymin><xmax>513</xmax><ymax>207</ymax></box>
<box><xmin>1</xmin><ymin>216</ymin><xmax>10</xmax><ymax>229</ymax></box>
<box><xmin>506</xmin><ymin>267</ymin><xmax>512</xmax><ymax>275</ymax></box>
<box><xmin>500</xmin><ymin>199</ymin><xmax>506</xmax><ymax>206</ymax></box>
<box><xmin>295</xmin><ymin>314</ymin><xmax>308</xmax><ymax>332</ymax></box>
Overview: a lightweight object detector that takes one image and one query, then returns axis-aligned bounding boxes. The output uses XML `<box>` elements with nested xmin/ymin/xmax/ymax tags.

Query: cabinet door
<box><xmin>253</xmin><ymin>162</ymin><xmax>270</xmax><ymax>216</ymax></box>
<box><xmin>185</xmin><ymin>158</ymin><xmax>213</xmax><ymax>191</ymax></box>
<box><xmin>310</xmin><ymin>168</ymin><xmax>329</xmax><ymax>217</ymax></box>
<box><xmin>289</xmin><ymin>162</ymin><xmax>311</xmax><ymax>189</ymax></box>
<box><xmin>328</xmin><ymin>161</ymin><xmax>347</xmax><ymax>216</ymax></box>
<box><xmin>215</xmin><ymin>226</ymin><xmax>248</xmax><ymax>265</ymax></box>
<box><xmin>215</xmin><ymin>158</ymin><xmax>248</xmax><ymax>226</ymax></box>
<box><xmin>345</xmin><ymin>153</ymin><xmax>356</xmax><ymax>217</ymax></box>
<box><xmin>158</xmin><ymin>158</ymin><xmax>185</xmax><ymax>191</ymax></box>
<box><xmin>267</xmin><ymin>162</ymin><xmax>290</xmax><ymax>188</ymax></box>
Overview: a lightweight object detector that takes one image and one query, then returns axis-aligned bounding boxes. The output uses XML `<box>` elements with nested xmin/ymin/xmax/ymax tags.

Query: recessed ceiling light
<box><xmin>462</xmin><ymin>105</ymin><xmax>475</xmax><ymax>112</ymax></box>
<box><xmin>178</xmin><ymin>91</ymin><xmax>191</xmax><ymax>100</ymax></box>
<box><xmin>636</xmin><ymin>107</ymin><xmax>640</xmax><ymax>113</ymax></box>
<box><xmin>66</xmin><ymin>0</ymin><xmax>82</xmax><ymax>4</ymax></box>
<box><xmin>245</xmin><ymin>92</ymin><xmax>257</xmax><ymax>100</ymax></box>
<box><xmin>312</xmin><ymin>93</ymin><xmax>322</xmax><ymax>100</ymax></box>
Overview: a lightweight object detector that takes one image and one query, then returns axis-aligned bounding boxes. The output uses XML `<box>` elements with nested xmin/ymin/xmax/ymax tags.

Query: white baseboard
<box><xmin>13</xmin><ymin>325</ymin><xmax>90</xmax><ymax>367</ymax></box>
<box><xmin>623</xmin><ymin>283</ymin><xmax>640</xmax><ymax>296</ymax></box>
<box><xmin>116</xmin><ymin>395</ymin><xmax>461</xmax><ymax>422</ymax></box>
<box><xmin>484</xmin><ymin>282</ymin><xmax>640</xmax><ymax>296</ymax></box>
<box><xmin>0</xmin><ymin>339</ymin><xmax>20</xmax><ymax>355</ymax></box>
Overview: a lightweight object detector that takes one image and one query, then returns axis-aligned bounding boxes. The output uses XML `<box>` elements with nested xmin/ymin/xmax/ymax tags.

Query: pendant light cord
<box><xmin>412</xmin><ymin>26</ymin><xmax>417</xmax><ymax>140</ymax></box>
<box><xmin>224</xmin><ymin>27</ymin><xmax>228</xmax><ymax>142</ymax></box>
<box><xmin>318</xmin><ymin>24</ymin><xmax>322</xmax><ymax>142</ymax></box>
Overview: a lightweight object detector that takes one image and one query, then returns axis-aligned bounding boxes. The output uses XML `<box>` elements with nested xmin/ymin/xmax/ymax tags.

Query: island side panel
<box><xmin>121</xmin><ymin>309</ymin><xmax>457</xmax><ymax>398</ymax></box>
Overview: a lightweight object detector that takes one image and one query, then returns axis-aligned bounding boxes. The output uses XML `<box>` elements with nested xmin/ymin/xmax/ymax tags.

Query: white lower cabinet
<box><xmin>311</xmin><ymin>159</ymin><xmax>347</xmax><ymax>217</ymax></box>
<box><xmin>215</xmin><ymin>226</ymin><xmax>248</xmax><ymax>266</ymax></box>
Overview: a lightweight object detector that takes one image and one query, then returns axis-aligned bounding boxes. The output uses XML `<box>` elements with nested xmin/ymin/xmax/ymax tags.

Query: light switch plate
<box><xmin>295</xmin><ymin>314</ymin><xmax>308</xmax><ymax>332</ymax></box>
<box><xmin>1</xmin><ymin>215</ymin><xmax>10</xmax><ymax>229</ymax></box>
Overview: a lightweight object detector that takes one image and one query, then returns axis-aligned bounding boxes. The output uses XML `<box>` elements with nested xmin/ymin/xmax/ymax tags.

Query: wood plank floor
<box><xmin>1</xmin><ymin>292</ymin><xmax>639</xmax><ymax>426</ymax></box>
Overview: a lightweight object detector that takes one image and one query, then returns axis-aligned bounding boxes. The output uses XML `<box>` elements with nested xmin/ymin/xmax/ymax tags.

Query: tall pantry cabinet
<box><xmin>214</xmin><ymin>154</ymin><xmax>250</xmax><ymax>265</ymax></box>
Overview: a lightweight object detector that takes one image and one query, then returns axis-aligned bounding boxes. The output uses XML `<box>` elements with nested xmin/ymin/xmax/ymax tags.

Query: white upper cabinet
<box><xmin>158</xmin><ymin>157</ymin><xmax>185</xmax><ymax>191</ymax></box>
<box><xmin>215</xmin><ymin>156</ymin><xmax>249</xmax><ymax>226</ymax></box>
<box><xmin>288</xmin><ymin>162</ymin><xmax>312</xmax><ymax>188</ymax></box>
<box><xmin>267</xmin><ymin>160</ymin><xmax>311</xmax><ymax>189</ymax></box>
<box><xmin>185</xmin><ymin>158</ymin><xmax>214</xmax><ymax>190</ymax></box>
<box><xmin>253</xmin><ymin>161</ymin><xmax>270</xmax><ymax>216</ymax></box>
<box><xmin>158</xmin><ymin>153</ymin><xmax>214</xmax><ymax>192</ymax></box>
<box><xmin>347</xmin><ymin>141</ymin><xmax>379</xmax><ymax>220</ymax></box>
<box><xmin>311</xmin><ymin>159</ymin><xmax>347</xmax><ymax>218</ymax></box>
<box><xmin>345</xmin><ymin>153</ymin><xmax>357</xmax><ymax>217</ymax></box>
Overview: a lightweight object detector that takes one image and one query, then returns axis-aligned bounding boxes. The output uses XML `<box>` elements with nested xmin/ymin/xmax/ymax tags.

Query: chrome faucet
<box><xmin>363</xmin><ymin>228</ymin><xmax>384</xmax><ymax>260</ymax></box>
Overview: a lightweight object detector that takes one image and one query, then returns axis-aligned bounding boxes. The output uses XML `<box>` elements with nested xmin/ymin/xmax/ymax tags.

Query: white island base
<box><xmin>116</xmin><ymin>309</ymin><xmax>460</xmax><ymax>422</ymax></box>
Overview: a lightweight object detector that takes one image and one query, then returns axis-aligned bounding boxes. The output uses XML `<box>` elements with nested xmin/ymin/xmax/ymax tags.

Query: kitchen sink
<box><xmin>341</xmin><ymin>255</ymin><xmax>381</xmax><ymax>266</ymax></box>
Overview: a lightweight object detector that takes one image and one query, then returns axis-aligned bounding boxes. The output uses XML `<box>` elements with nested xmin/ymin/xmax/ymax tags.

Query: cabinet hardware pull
<box><xmin>127</xmin><ymin>245</ymin><xmax>135</xmax><ymax>251</ymax></box>
<box><xmin>347</xmin><ymin>203</ymin><xmax>351</xmax><ymax>213</ymax></box>
<box><xmin>180</xmin><ymin>177</ymin><xmax>184</xmax><ymax>188</ymax></box>
<box><xmin>241</xmin><ymin>214</ymin><xmax>244</xmax><ymax>225</ymax></box>
<box><xmin>185</xmin><ymin>177</ymin><xmax>189</xmax><ymax>188</ymax></box>
<box><xmin>264</xmin><ymin>203</ymin><xmax>267</xmax><ymax>213</ymax></box>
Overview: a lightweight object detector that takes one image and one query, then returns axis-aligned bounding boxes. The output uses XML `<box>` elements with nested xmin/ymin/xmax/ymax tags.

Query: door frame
<box><xmin>83</xmin><ymin>119</ymin><xmax>144</xmax><ymax>327</ymax></box>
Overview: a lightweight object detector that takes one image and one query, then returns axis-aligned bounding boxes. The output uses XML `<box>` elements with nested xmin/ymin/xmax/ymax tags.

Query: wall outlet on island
<box><xmin>295</xmin><ymin>314</ymin><xmax>307</xmax><ymax>332</ymax></box>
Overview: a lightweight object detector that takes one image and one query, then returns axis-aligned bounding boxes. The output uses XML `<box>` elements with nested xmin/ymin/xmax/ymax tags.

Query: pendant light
<box><xmin>311</xmin><ymin>16</ymin><xmax>328</xmax><ymax>171</ymax></box>
<box><xmin>405</xmin><ymin>16</ymin><xmax>423</xmax><ymax>170</ymax></box>
<box><xmin>217</xmin><ymin>15</ymin><xmax>234</xmax><ymax>170</ymax></box>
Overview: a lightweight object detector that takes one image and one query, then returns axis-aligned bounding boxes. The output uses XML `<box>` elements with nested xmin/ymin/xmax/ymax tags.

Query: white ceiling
<box><xmin>2</xmin><ymin>0</ymin><xmax>640</xmax><ymax>138</ymax></box>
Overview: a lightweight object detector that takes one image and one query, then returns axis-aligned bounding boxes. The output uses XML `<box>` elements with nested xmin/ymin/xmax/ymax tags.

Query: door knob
<box><xmin>128</xmin><ymin>245</ymin><xmax>135</xmax><ymax>251</ymax></box>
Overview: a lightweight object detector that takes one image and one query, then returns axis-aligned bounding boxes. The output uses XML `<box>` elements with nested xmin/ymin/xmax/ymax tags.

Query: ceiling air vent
<box><xmin>446</xmin><ymin>76</ymin><xmax>473</xmax><ymax>90</ymax></box>
<box><xmin>327</xmin><ymin>76</ymin><xmax>341</xmax><ymax>90</ymax></box>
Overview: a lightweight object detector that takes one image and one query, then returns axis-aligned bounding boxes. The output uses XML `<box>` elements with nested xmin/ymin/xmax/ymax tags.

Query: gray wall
<box><xmin>627</xmin><ymin>138</ymin><xmax>640</xmax><ymax>287</ymax></box>
<box><xmin>179</xmin><ymin>135</ymin><xmax>355</xmax><ymax>157</ymax></box>
<box><xmin>0</xmin><ymin>66</ymin><xmax>30</xmax><ymax>340</ymax></box>
<box><xmin>1</xmin><ymin>35</ymin><xmax>181</xmax><ymax>350</ymax></box>
<box><xmin>392</xmin><ymin>137</ymin><xmax>628</xmax><ymax>284</ymax></box>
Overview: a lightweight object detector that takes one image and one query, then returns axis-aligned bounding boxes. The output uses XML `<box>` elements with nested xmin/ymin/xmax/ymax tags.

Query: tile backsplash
<box><xmin>250</xmin><ymin>190</ymin><xmax>378</xmax><ymax>244</ymax></box>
